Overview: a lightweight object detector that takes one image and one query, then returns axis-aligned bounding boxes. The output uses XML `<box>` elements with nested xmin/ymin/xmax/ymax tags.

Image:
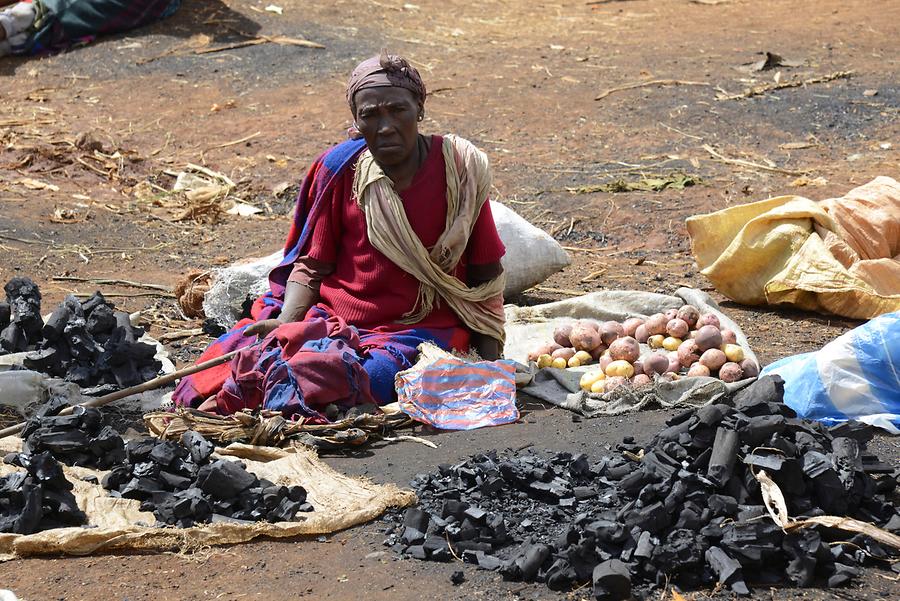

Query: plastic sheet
<box><xmin>762</xmin><ymin>311</ymin><xmax>900</xmax><ymax>434</ymax></box>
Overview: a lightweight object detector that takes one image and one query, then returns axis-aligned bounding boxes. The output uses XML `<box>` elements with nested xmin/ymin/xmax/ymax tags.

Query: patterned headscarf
<box><xmin>346</xmin><ymin>53</ymin><xmax>427</xmax><ymax>114</ymax></box>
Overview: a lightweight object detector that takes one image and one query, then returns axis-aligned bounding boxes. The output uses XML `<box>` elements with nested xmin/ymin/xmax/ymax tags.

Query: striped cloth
<box><xmin>396</xmin><ymin>355</ymin><xmax>518</xmax><ymax>430</ymax></box>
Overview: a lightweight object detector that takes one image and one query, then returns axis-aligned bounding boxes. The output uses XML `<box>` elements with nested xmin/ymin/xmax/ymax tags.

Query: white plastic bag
<box><xmin>491</xmin><ymin>201</ymin><xmax>571</xmax><ymax>298</ymax></box>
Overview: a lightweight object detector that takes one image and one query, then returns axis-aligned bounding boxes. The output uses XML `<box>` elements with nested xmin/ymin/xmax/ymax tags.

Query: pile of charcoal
<box><xmin>385</xmin><ymin>376</ymin><xmax>900</xmax><ymax>599</ymax></box>
<box><xmin>0</xmin><ymin>451</ymin><xmax>86</xmax><ymax>534</ymax></box>
<box><xmin>102</xmin><ymin>432</ymin><xmax>313</xmax><ymax>527</ymax></box>
<box><xmin>21</xmin><ymin>396</ymin><xmax>125</xmax><ymax>469</ymax></box>
<box><xmin>0</xmin><ymin>277</ymin><xmax>162</xmax><ymax>388</ymax></box>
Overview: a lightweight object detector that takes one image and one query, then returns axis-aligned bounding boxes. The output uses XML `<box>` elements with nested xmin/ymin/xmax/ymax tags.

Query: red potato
<box><xmin>609</xmin><ymin>337</ymin><xmax>640</xmax><ymax>363</ymax></box>
<box><xmin>664</xmin><ymin>308</ymin><xmax>679</xmax><ymax>322</ymax></box>
<box><xmin>599</xmin><ymin>321</ymin><xmax>625</xmax><ymax>346</ymax></box>
<box><xmin>687</xmin><ymin>363</ymin><xmax>711</xmax><ymax>377</ymax></box>
<box><xmin>552</xmin><ymin>347</ymin><xmax>576</xmax><ymax>361</ymax></box>
<box><xmin>570</xmin><ymin>324</ymin><xmax>602</xmax><ymax>352</ymax></box>
<box><xmin>634</xmin><ymin>324</ymin><xmax>650</xmax><ymax>343</ymax></box>
<box><xmin>528</xmin><ymin>342</ymin><xmax>561</xmax><ymax>361</ymax></box>
<box><xmin>633</xmin><ymin>374</ymin><xmax>652</xmax><ymax>388</ymax></box>
<box><xmin>643</xmin><ymin>353</ymin><xmax>669</xmax><ymax>376</ymax></box>
<box><xmin>622</xmin><ymin>317</ymin><xmax>645</xmax><ymax>338</ymax></box>
<box><xmin>645</xmin><ymin>313</ymin><xmax>668</xmax><ymax>336</ymax></box>
<box><xmin>666</xmin><ymin>318</ymin><xmax>690</xmax><ymax>339</ymax></box>
<box><xmin>699</xmin><ymin>348</ymin><xmax>727</xmax><ymax>371</ymax></box>
<box><xmin>719</xmin><ymin>362</ymin><xmax>744</xmax><ymax>383</ymax></box>
<box><xmin>740</xmin><ymin>359</ymin><xmax>760</xmax><ymax>378</ymax></box>
<box><xmin>598</xmin><ymin>354</ymin><xmax>613</xmax><ymax>374</ymax></box>
<box><xmin>720</xmin><ymin>328</ymin><xmax>737</xmax><ymax>345</ymax></box>
<box><xmin>553</xmin><ymin>324</ymin><xmax>574</xmax><ymax>347</ymax></box>
<box><xmin>633</xmin><ymin>360</ymin><xmax>644</xmax><ymax>375</ymax></box>
<box><xmin>589</xmin><ymin>344</ymin><xmax>607</xmax><ymax>361</ymax></box>
<box><xmin>697</xmin><ymin>313</ymin><xmax>721</xmax><ymax>329</ymax></box>
<box><xmin>676</xmin><ymin>304</ymin><xmax>700</xmax><ymax>328</ymax></box>
<box><xmin>666</xmin><ymin>355</ymin><xmax>681</xmax><ymax>373</ymax></box>
<box><xmin>677</xmin><ymin>339</ymin><xmax>701</xmax><ymax>367</ymax></box>
<box><xmin>694</xmin><ymin>325</ymin><xmax>723</xmax><ymax>352</ymax></box>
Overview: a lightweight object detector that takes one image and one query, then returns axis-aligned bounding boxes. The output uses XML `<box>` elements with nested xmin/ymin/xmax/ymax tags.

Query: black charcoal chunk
<box><xmin>197</xmin><ymin>459</ymin><xmax>258</xmax><ymax>500</ymax></box>
<box><xmin>592</xmin><ymin>559</ymin><xmax>631</xmax><ymax>601</ymax></box>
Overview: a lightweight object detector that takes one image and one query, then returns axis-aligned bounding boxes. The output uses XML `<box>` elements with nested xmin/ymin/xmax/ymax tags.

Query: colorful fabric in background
<box><xmin>10</xmin><ymin>0</ymin><xmax>183</xmax><ymax>55</ymax></box>
<box><xmin>761</xmin><ymin>311</ymin><xmax>900</xmax><ymax>434</ymax></box>
<box><xmin>396</xmin><ymin>348</ymin><xmax>519</xmax><ymax>430</ymax></box>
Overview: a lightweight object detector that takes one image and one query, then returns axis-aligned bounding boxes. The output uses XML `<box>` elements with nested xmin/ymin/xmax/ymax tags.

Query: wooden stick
<box><xmin>52</xmin><ymin>276</ymin><xmax>172</xmax><ymax>292</ymax></box>
<box><xmin>702</xmin><ymin>144</ymin><xmax>808</xmax><ymax>176</ymax></box>
<box><xmin>0</xmin><ymin>348</ymin><xmax>246</xmax><ymax>439</ymax></box>
<box><xmin>595</xmin><ymin>79</ymin><xmax>709</xmax><ymax>101</ymax></box>
<box><xmin>206</xmin><ymin>131</ymin><xmax>261</xmax><ymax>151</ymax></box>
<box><xmin>716</xmin><ymin>70</ymin><xmax>853</xmax><ymax>101</ymax></box>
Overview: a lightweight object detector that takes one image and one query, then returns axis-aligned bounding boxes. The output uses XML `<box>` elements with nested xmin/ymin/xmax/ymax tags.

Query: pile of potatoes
<box><xmin>526</xmin><ymin>305</ymin><xmax>759</xmax><ymax>394</ymax></box>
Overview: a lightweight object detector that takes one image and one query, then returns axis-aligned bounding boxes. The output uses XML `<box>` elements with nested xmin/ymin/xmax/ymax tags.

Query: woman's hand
<box><xmin>243</xmin><ymin>319</ymin><xmax>283</xmax><ymax>339</ymax></box>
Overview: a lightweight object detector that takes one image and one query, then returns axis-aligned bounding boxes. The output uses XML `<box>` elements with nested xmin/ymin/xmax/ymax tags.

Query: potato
<box><xmin>664</xmin><ymin>308</ymin><xmax>679</xmax><ymax>322</ymax></box>
<box><xmin>553</xmin><ymin>323</ymin><xmax>574</xmax><ymax>347</ymax></box>
<box><xmin>643</xmin><ymin>353</ymin><xmax>669</xmax><ymax>376</ymax></box>
<box><xmin>645</xmin><ymin>313</ymin><xmax>668</xmax><ymax>336</ymax></box>
<box><xmin>648</xmin><ymin>334</ymin><xmax>665</xmax><ymax>349</ymax></box>
<box><xmin>536</xmin><ymin>354</ymin><xmax>553</xmax><ymax>369</ymax></box>
<box><xmin>699</xmin><ymin>348</ymin><xmax>727</xmax><ymax>371</ymax></box>
<box><xmin>632</xmin><ymin>374</ymin><xmax>652</xmax><ymax>388</ymax></box>
<box><xmin>632</xmin><ymin>360</ymin><xmax>644</xmax><ymax>375</ymax></box>
<box><xmin>551</xmin><ymin>357</ymin><xmax>568</xmax><ymax>369</ymax></box>
<box><xmin>634</xmin><ymin>324</ymin><xmax>650</xmax><ymax>343</ymax></box>
<box><xmin>570</xmin><ymin>324</ymin><xmax>602</xmax><ymax>352</ymax></box>
<box><xmin>609</xmin><ymin>337</ymin><xmax>640</xmax><ymax>363</ymax></box>
<box><xmin>687</xmin><ymin>363</ymin><xmax>710</xmax><ymax>377</ymax></box>
<box><xmin>740</xmin><ymin>359</ymin><xmax>759</xmax><ymax>378</ymax></box>
<box><xmin>580</xmin><ymin>370</ymin><xmax>605</xmax><ymax>391</ymax></box>
<box><xmin>720</xmin><ymin>328</ymin><xmax>737</xmax><ymax>345</ymax></box>
<box><xmin>599</xmin><ymin>321</ymin><xmax>625</xmax><ymax>346</ymax></box>
<box><xmin>527</xmin><ymin>342</ymin><xmax>559</xmax><ymax>361</ymax></box>
<box><xmin>574</xmin><ymin>350</ymin><xmax>593</xmax><ymax>364</ymax></box>
<box><xmin>568</xmin><ymin>355</ymin><xmax>583</xmax><ymax>368</ymax></box>
<box><xmin>694</xmin><ymin>325</ymin><xmax>723</xmax><ymax>352</ymax></box>
<box><xmin>590</xmin><ymin>379</ymin><xmax>607</xmax><ymax>394</ymax></box>
<box><xmin>589</xmin><ymin>344</ymin><xmax>607</xmax><ymax>361</ymax></box>
<box><xmin>605</xmin><ymin>376</ymin><xmax>629</xmax><ymax>392</ymax></box>
<box><xmin>676</xmin><ymin>304</ymin><xmax>700</xmax><ymax>328</ymax></box>
<box><xmin>622</xmin><ymin>317</ymin><xmax>645</xmax><ymax>338</ymax></box>
<box><xmin>723</xmin><ymin>344</ymin><xmax>745</xmax><ymax>363</ymax></box>
<box><xmin>718</xmin><ymin>362</ymin><xmax>744</xmax><ymax>383</ymax></box>
<box><xmin>667</xmin><ymin>355</ymin><xmax>681</xmax><ymax>373</ymax></box>
<box><xmin>605</xmin><ymin>360</ymin><xmax>635</xmax><ymax>378</ymax></box>
<box><xmin>552</xmin><ymin>347</ymin><xmax>576</xmax><ymax>361</ymax></box>
<box><xmin>677</xmin><ymin>339</ymin><xmax>701</xmax><ymax>367</ymax></box>
<box><xmin>666</xmin><ymin>318</ymin><xmax>690</xmax><ymax>340</ymax></box>
<box><xmin>697</xmin><ymin>313</ymin><xmax>721</xmax><ymax>329</ymax></box>
<box><xmin>598</xmin><ymin>354</ymin><xmax>613</xmax><ymax>374</ymax></box>
<box><xmin>662</xmin><ymin>336</ymin><xmax>682</xmax><ymax>351</ymax></box>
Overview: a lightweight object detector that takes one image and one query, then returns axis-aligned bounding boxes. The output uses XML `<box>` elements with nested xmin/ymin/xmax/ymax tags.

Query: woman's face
<box><xmin>353</xmin><ymin>86</ymin><xmax>422</xmax><ymax>168</ymax></box>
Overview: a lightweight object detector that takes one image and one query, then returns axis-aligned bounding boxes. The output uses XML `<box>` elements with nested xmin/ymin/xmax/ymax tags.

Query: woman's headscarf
<box><xmin>346</xmin><ymin>52</ymin><xmax>427</xmax><ymax>114</ymax></box>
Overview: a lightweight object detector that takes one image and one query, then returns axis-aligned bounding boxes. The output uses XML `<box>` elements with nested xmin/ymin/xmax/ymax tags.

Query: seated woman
<box><xmin>173</xmin><ymin>53</ymin><xmax>507</xmax><ymax>422</ymax></box>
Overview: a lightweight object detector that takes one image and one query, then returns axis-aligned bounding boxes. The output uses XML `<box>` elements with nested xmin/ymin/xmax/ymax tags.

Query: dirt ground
<box><xmin>0</xmin><ymin>0</ymin><xmax>898</xmax><ymax>598</ymax></box>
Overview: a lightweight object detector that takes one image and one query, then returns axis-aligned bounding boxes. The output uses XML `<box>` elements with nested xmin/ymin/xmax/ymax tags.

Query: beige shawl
<box><xmin>353</xmin><ymin>134</ymin><xmax>506</xmax><ymax>341</ymax></box>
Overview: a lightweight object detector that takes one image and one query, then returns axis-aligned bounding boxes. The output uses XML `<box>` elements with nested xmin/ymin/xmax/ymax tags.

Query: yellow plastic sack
<box><xmin>687</xmin><ymin>176</ymin><xmax>900</xmax><ymax>319</ymax></box>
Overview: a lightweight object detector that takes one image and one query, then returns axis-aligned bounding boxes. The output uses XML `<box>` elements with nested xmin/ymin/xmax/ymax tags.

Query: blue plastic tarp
<box><xmin>761</xmin><ymin>311</ymin><xmax>900</xmax><ymax>434</ymax></box>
